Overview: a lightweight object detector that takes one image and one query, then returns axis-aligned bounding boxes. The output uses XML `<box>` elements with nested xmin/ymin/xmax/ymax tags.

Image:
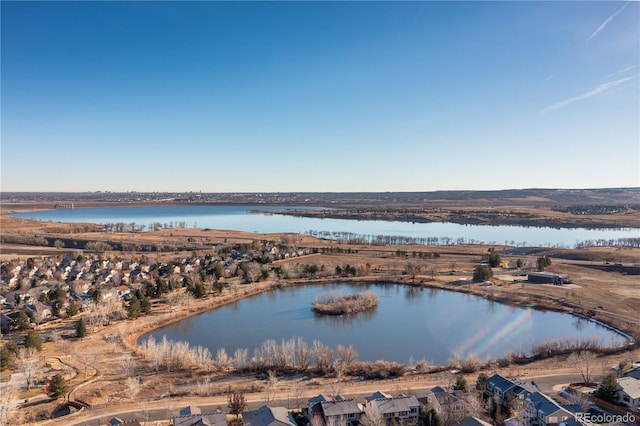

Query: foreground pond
<box><xmin>142</xmin><ymin>282</ymin><xmax>626</xmax><ymax>365</ymax></box>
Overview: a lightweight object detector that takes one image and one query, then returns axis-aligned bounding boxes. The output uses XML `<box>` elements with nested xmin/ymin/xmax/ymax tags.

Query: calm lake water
<box><xmin>143</xmin><ymin>282</ymin><xmax>626</xmax><ymax>365</ymax></box>
<box><xmin>11</xmin><ymin>205</ymin><xmax>637</xmax><ymax>247</ymax></box>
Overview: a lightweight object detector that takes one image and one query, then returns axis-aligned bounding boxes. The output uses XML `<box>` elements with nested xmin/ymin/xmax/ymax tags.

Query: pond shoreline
<box><xmin>127</xmin><ymin>275</ymin><xmax>636</xmax><ymax>366</ymax></box>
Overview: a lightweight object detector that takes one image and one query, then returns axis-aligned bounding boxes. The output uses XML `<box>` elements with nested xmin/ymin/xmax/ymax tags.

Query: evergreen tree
<box><xmin>473</xmin><ymin>265</ymin><xmax>493</xmax><ymax>282</ymax></box>
<box><xmin>476</xmin><ymin>372</ymin><xmax>489</xmax><ymax>392</ymax></box>
<box><xmin>488</xmin><ymin>252</ymin><xmax>501</xmax><ymax>268</ymax></box>
<box><xmin>420</xmin><ymin>405</ymin><xmax>441</xmax><ymax>426</ymax></box>
<box><xmin>453</xmin><ymin>375</ymin><xmax>468</xmax><ymax>392</ymax></box>
<box><xmin>16</xmin><ymin>310</ymin><xmax>31</xmax><ymax>330</ymax></box>
<box><xmin>128</xmin><ymin>295</ymin><xmax>141</xmax><ymax>319</ymax></box>
<box><xmin>188</xmin><ymin>283</ymin><xmax>206</xmax><ymax>298</ymax></box>
<box><xmin>140</xmin><ymin>295</ymin><xmax>151</xmax><ymax>314</ymax></box>
<box><xmin>66</xmin><ymin>300</ymin><xmax>79</xmax><ymax>317</ymax></box>
<box><xmin>1</xmin><ymin>347</ymin><xmax>15</xmax><ymax>371</ymax></box>
<box><xmin>598</xmin><ymin>373</ymin><xmax>618</xmax><ymax>403</ymax></box>
<box><xmin>536</xmin><ymin>256</ymin><xmax>552</xmax><ymax>271</ymax></box>
<box><xmin>24</xmin><ymin>330</ymin><xmax>42</xmax><ymax>351</ymax></box>
<box><xmin>228</xmin><ymin>389</ymin><xmax>247</xmax><ymax>415</ymax></box>
<box><xmin>75</xmin><ymin>318</ymin><xmax>87</xmax><ymax>338</ymax></box>
<box><xmin>47</xmin><ymin>374</ymin><xmax>67</xmax><ymax>399</ymax></box>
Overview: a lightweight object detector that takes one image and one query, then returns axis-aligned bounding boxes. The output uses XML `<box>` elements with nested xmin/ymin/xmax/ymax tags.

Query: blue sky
<box><xmin>1</xmin><ymin>1</ymin><xmax>638</xmax><ymax>192</ymax></box>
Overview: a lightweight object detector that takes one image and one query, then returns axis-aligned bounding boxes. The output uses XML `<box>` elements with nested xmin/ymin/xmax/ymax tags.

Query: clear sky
<box><xmin>1</xmin><ymin>1</ymin><xmax>638</xmax><ymax>193</ymax></box>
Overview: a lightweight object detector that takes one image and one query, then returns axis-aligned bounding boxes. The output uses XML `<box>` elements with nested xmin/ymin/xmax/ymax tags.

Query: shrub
<box><xmin>312</xmin><ymin>291</ymin><xmax>378</xmax><ymax>315</ymax></box>
<box><xmin>473</xmin><ymin>265</ymin><xmax>493</xmax><ymax>282</ymax></box>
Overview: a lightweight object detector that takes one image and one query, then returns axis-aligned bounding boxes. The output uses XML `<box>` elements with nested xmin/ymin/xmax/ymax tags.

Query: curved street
<box><xmin>41</xmin><ymin>372</ymin><xmax>586</xmax><ymax>426</ymax></box>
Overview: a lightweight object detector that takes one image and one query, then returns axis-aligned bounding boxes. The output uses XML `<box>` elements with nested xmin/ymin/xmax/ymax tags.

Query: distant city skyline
<box><xmin>1</xmin><ymin>1</ymin><xmax>639</xmax><ymax>192</ymax></box>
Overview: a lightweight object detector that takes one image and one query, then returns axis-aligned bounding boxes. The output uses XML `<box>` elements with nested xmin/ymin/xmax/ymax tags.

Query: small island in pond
<box><xmin>312</xmin><ymin>291</ymin><xmax>379</xmax><ymax>315</ymax></box>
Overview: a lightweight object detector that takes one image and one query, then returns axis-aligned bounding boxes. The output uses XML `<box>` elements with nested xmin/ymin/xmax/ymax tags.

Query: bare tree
<box><xmin>360</xmin><ymin>403</ymin><xmax>384</xmax><ymax>426</ymax></box>
<box><xmin>461</xmin><ymin>392</ymin><xmax>485</xmax><ymax>421</ymax></box>
<box><xmin>565</xmin><ymin>389</ymin><xmax>593</xmax><ymax>412</ymax></box>
<box><xmin>196</xmin><ymin>378</ymin><xmax>211</xmax><ymax>396</ymax></box>
<box><xmin>311</xmin><ymin>340</ymin><xmax>334</xmax><ymax>372</ymax></box>
<box><xmin>267</xmin><ymin>370</ymin><xmax>278</xmax><ymax>404</ymax></box>
<box><xmin>233</xmin><ymin>348</ymin><xmax>249</xmax><ymax>372</ymax></box>
<box><xmin>326</xmin><ymin>380</ymin><xmax>344</xmax><ymax>400</ymax></box>
<box><xmin>295</xmin><ymin>337</ymin><xmax>310</xmax><ymax>370</ymax></box>
<box><xmin>119</xmin><ymin>352</ymin><xmax>136</xmax><ymax>377</ymax></box>
<box><xmin>336</xmin><ymin>344</ymin><xmax>358</xmax><ymax>371</ymax></box>
<box><xmin>125</xmin><ymin>377</ymin><xmax>140</xmax><ymax>401</ymax></box>
<box><xmin>19</xmin><ymin>348</ymin><xmax>42</xmax><ymax>391</ymax></box>
<box><xmin>310</xmin><ymin>413</ymin><xmax>326</xmax><ymax>426</ymax></box>
<box><xmin>568</xmin><ymin>350</ymin><xmax>597</xmax><ymax>383</ymax></box>
<box><xmin>291</xmin><ymin>382</ymin><xmax>304</xmax><ymax>410</ymax></box>
<box><xmin>215</xmin><ymin>348</ymin><xmax>232</xmax><ymax>371</ymax></box>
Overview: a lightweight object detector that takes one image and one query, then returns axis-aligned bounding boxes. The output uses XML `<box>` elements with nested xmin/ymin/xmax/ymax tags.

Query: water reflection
<box><xmin>404</xmin><ymin>286</ymin><xmax>423</xmax><ymax>301</ymax></box>
<box><xmin>573</xmin><ymin>316</ymin><xmax>586</xmax><ymax>332</ymax></box>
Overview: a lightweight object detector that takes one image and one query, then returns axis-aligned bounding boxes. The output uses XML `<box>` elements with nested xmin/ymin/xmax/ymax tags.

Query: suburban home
<box><xmin>506</xmin><ymin>379</ymin><xmax>538</xmax><ymax>403</ymax></box>
<box><xmin>485</xmin><ymin>374</ymin><xmax>517</xmax><ymax>405</ymax></box>
<box><xmin>242</xmin><ymin>405</ymin><xmax>297</xmax><ymax>426</ymax></box>
<box><xmin>454</xmin><ymin>417</ymin><xmax>493</xmax><ymax>426</ymax></box>
<box><xmin>320</xmin><ymin>399</ymin><xmax>362</xmax><ymax>426</ymax></box>
<box><xmin>523</xmin><ymin>392</ymin><xmax>573</xmax><ymax>426</ymax></box>
<box><xmin>0</xmin><ymin>313</ymin><xmax>14</xmax><ymax>334</ymax></box>
<box><xmin>305</xmin><ymin>394</ymin><xmax>330</xmax><ymax>422</ymax></box>
<box><xmin>24</xmin><ymin>302</ymin><xmax>52</xmax><ymax>324</ymax></box>
<box><xmin>365</xmin><ymin>395</ymin><xmax>420</xmax><ymax>424</ymax></box>
<box><xmin>114</xmin><ymin>285</ymin><xmax>132</xmax><ymax>299</ymax></box>
<box><xmin>172</xmin><ymin>410</ymin><xmax>227</xmax><ymax>426</ymax></box>
<box><xmin>426</xmin><ymin>389</ymin><xmax>468</xmax><ymax>424</ymax></box>
<box><xmin>485</xmin><ymin>374</ymin><xmax>537</xmax><ymax>407</ymax></box>
<box><xmin>616</xmin><ymin>376</ymin><xmax>640</xmax><ymax>412</ymax></box>
<box><xmin>364</xmin><ymin>391</ymin><xmax>392</xmax><ymax>402</ymax></box>
<box><xmin>624</xmin><ymin>366</ymin><xmax>640</xmax><ymax>380</ymax></box>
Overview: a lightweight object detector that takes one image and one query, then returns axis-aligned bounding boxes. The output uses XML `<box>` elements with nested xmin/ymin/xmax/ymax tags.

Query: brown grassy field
<box><xmin>1</xmin><ymin>212</ymin><xmax>639</xmax><ymax>423</ymax></box>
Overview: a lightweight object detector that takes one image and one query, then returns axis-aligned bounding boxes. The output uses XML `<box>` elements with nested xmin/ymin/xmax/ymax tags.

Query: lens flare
<box><xmin>452</xmin><ymin>308</ymin><xmax>533</xmax><ymax>359</ymax></box>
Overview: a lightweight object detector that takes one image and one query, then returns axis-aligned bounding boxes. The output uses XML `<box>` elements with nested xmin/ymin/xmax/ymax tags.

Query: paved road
<box><xmin>46</xmin><ymin>373</ymin><xmax>587</xmax><ymax>426</ymax></box>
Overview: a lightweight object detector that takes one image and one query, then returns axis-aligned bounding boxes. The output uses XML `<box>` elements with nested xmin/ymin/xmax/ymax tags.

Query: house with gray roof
<box><xmin>242</xmin><ymin>405</ymin><xmax>297</xmax><ymax>426</ymax></box>
<box><xmin>523</xmin><ymin>392</ymin><xmax>573</xmax><ymax>426</ymax></box>
<box><xmin>365</xmin><ymin>395</ymin><xmax>420</xmax><ymax>424</ymax></box>
<box><xmin>485</xmin><ymin>374</ymin><xmax>536</xmax><ymax>407</ymax></box>
<box><xmin>453</xmin><ymin>417</ymin><xmax>493</xmax><ymax>426</ymax></box>
<box><xmin>320</xmin><ymin>399</ymin><xmax>362</xmax><ymax>426</ymax></box>
<box><xmin>426</xmin><ymin>390</ymin><xmax>467</xmax><ymax>424</ymax></box>
<box><xmin>172</xmin><ymin>411</ymin><xmax>226</xmax><ymax>426</ymax></box>
<box><xmin>364</xmin><ymin>391</ymin><xmax>392</xmax><ymax>402</ymax></box>
<box><xmin>616</xmin><ymin>376</ymin><xmax>640</xmax><ymax>412</ymax></box>
<box><xmin>304</xmin><ymin>394</ymin><xmax>329</xmax><ymax>421</ymax></box>
<box><xmin>624</xmin><ymin>366</ymin><xmax>640</xmax><ymax>381</ymax></box>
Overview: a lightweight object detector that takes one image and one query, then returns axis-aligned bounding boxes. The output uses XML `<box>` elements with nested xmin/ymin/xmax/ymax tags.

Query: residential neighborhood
<box><xmin>159</xmin><ymin>378</ymin><xmax>640</xmax><ymax>426</ymax></box>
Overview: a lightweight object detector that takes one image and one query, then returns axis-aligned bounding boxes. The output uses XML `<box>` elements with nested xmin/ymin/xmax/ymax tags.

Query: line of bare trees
<box><xmin>137</xmin><ymin>335</ymin><xmax>366</xmax><ymax>375</ymax></box>
<box><xmin>138</xmin><ymin>335</ymin><xmax>214</xmax><ymax>372</ymax></box>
